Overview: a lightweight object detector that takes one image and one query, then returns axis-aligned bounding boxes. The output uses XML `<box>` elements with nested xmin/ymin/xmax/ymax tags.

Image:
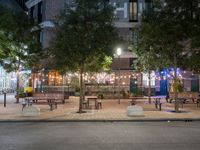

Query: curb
<box><xmin>0</xmin><ymin>118</ymin><xmax>200</xmax><ymax>123</ymax></box>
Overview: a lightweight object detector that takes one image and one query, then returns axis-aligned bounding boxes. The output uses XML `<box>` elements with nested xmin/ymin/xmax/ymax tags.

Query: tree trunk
<box><xmin>174</xmin><ymin>54</ymin><xmax>179</xmax><ymax>112</ymax></box>
<box><xmin>16</xmin><ymin>70</ymin><xmax>20</xmax><ymax>103</ymax></box>
<box><xmin>148</xmin><ymin>70</ymin><xmax>151</xmax><ymax>104</ymax></box>
<box><xmin>32</xmin><ymin>73</ymin><xmax>35</xmax><ymax>93</ymax></box>
<box><xmin>78</xmin><ymin>65</ymin><xmax>84</xmax><ymax>113</ymax></box>
<box><xmin>62</xmin><ymin>75</ymin><xmax>65</xmax><ymax>97</ymax></box>
<box><xmin>174</xmin><ymin>67</ymin><xmax>179</xmax><ymax>112</ymax></box>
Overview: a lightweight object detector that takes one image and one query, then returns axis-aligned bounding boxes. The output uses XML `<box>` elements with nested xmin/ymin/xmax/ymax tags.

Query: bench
<box><xmin>33</xmin><ymin>93</ymin><xmax>65</xmax><ymax>104</ymax></box>
<box><xmin>169</xmin><ymin>92</ymin><xmax>199</xmax><ymax>104</ymax></box>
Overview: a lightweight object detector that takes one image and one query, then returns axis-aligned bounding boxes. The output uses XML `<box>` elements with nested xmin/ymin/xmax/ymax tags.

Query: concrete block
<box><xmin>22</xmin><ymin>106</ymin><xmax>40</xmax><ymax>117</ymax></box>
<box><xmin>127</xmin><ymin>105</ymin><xmax>144</xmax><ymax>117</ymax></box>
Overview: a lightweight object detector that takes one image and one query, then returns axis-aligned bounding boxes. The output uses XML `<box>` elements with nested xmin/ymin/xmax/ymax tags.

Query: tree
<box><xmin>0</xmin><ymin>6</ymin><xmax>41</xmax><ymax>103</ymax></box>
<box><xmin>50</xmin><ymin>0</ymin><xmax>120</xmax><ymax>113</ymax></box>
<box><xmin>137</xmin><ymin>0</ymin><xmax>200</xmax><ymax>112</ymax></box>
<box><xmin>133</xmin><ymin>47</ymin><xmax>165</xmax><ymax>103</ymax></box>
<box><xmin>132</xmin><ymin>10</ymin><xmax>169</xmax><ymax>103</ymax></box>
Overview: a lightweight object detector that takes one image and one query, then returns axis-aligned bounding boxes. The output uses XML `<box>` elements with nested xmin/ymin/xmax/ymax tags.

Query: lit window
<box><xmin>129</xmin><ymin>0</ymin><xmax>138</xmax><ymax>21</ymax></box>
<box><xmin>142</xmin><ymin>72</ymin><xmax>156</xmax><ymax>87</ymax></box>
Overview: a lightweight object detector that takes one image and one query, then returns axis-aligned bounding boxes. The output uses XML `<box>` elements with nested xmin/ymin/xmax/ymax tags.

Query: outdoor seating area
<box><xmin>1</xmin><ymin>93</ymin><xmax>200</xmax><ymax>120</ymax></box>
<box><xmin>18</xmin><ymin>91</ymin><xmax>200</xmax><ymax>114</ymax></box>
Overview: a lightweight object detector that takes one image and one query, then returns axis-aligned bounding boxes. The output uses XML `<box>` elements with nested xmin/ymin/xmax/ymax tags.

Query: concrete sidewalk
<box><xmin>0</xmin><ymin>95</ymin><xmax>200</xmax><ymax>121</ymax></box>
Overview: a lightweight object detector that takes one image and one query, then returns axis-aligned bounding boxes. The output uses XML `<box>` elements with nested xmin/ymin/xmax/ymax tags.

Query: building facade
<box><xmin>24</xmin><ymin>0</ymin><xmax>200</xmax><ymax>94</ymax></box>
<box><xmin>0</xmin><ymin>66</ymin><xmax>16</xmax><ymax>93</ymax></box>
<box><xmin>24</xmin><ymin>0</ymin><xmax>154</xmax><ymax>93</ymax></box>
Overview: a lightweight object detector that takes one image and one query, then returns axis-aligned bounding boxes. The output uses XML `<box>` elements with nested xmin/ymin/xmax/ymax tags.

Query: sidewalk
<box><xmin>0</xmin><ymin>95</ymin><xmax>200</xmax><ymax>121</ymax></box>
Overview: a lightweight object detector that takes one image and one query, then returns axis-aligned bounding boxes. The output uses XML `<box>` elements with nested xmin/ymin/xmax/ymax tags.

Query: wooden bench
<box><xmin>169</xmin><ymin>92</ymin><xmax>199</xmax><ymax>104</ymax></box>
<box><xmin>33</xmin><ymin>93</ymin><xmax>65</xmax><ymax>104</ymax></box>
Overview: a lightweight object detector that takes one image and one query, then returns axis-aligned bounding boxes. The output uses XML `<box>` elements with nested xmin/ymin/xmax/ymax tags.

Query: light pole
<box><xmin>116</xmin><ymin>48</ymin><xmax>122</xmax><ymax>104</ymax></box>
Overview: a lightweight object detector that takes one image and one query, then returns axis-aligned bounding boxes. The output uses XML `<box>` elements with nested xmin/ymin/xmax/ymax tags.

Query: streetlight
<box><xmin>116</xmin><ymin>48</ymin><xmax>122</xmax><ymax>104</ymax></box>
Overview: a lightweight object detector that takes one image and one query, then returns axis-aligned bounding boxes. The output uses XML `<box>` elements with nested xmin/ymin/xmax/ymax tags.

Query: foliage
<box><xmin>50</xmin><ymin>0</ymin><xmax>120</xmax><ymax>72</ymax></box>
<box><xmin>138</xmin><ymin>0</ymin><xmax>200</xmax><ymax>70</ymax></box>
<box><xmin>70</xmin><ymin>76</ymin><xmax>80</xmax><ymax>92</ymax></box>
<box><xmin>0</xmin><ymin>5</ymin><xmax>41</xmax><ymax>72</ymax></box>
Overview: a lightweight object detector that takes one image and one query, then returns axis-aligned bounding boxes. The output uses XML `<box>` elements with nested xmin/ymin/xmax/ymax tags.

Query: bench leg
<box><xmin>181</xmin><ymin>103</ymin><xmax>183</xmax><ymax>108</ymax></box>
<box><xmin>99</xmin><ymin>103</ymin><xmax>102</xmax><ymax>109</ymax></box>
<box><xmin>155</xmin><ymin>103</ymin><xmax>158</xmax><ymax>109</ymax></box>
<box><xmin>50</xmin><ymin>104</ymin><xmax>53</xmax><ymax>111</ymax></box>
<box><xmin>22</xmin><ymin>104</ymin><xmax>26</xmax><ymax>111</ymax></box>
<box><xmin>197</xmin><ymin>100</ymin><xmax>200</xmax><ymax>107</ymax></box>
<box><xmin>96</xmin><ymin>103</ymin><xmax>102</xmax><ymax>109</ymax></box>
<box><xmin>55</xmin><ymin>103</ymin><xmax>57</xmax><ymax>109</ymax></box>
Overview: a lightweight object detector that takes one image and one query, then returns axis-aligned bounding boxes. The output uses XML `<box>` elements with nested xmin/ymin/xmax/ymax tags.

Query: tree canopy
<box><xmin>0</xmin><ymin>5</ymin><xmax>41</xmax><ymax>72</ymax></box>
<box><xmin>137</xmin><ymin>0</ymin><xmax>200</xmax><ymax>71</ymax></box>
<box><xmin>50</xmin><ymin>0</ymin><xmax>120</xmax><ymax>73</ymax></box>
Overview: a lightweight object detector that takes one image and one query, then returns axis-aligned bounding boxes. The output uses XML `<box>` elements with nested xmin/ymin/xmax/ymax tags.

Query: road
<box><xmin>0</xmin><ymin>122</ymin><xmax>199</xmax><ymax>150</ymax></box>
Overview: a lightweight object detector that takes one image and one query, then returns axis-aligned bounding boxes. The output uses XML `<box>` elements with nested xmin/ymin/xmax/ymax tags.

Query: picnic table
<box><xmin>24</xmin><ymin>97</ymin><xmax>58</xmax><ymax>111</ymax></box>
<box><xmin>84</xmin><ymin>96</ymin><xmax>102</xmax><ymax>109</ymax></box>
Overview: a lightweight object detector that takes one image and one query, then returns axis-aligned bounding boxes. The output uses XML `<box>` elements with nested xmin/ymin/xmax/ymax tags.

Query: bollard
<box><xmin>3</xmin><ymin>92</ymin><xmax>6</xmax><ymax>107</ymax></box>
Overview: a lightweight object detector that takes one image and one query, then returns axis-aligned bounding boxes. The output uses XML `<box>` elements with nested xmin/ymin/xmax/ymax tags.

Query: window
<box><xmin>39</xmin><ymin>31</ymin><xmax>43</xmax><ymax>43</ymax></box>
<box><xmin>143</xmin><ymin>73</ymin><xmax>156</xmax><ymax>87</ymax></box>
<box><xmin>144</xmin><ymin>0</ymin><xmax>152</xmax><ymax>13</ymax></box>
<box><xmin>38</xmin><ymin>1</ymin><xmax>43</xmax><ymax>23</ymax></box>
<box><xmin>129</xmin><ymin>0</ymin><xmax>138</xmax><ymax>22</ymax></box>
<box><xmin>30</xmin><ymin>6</ymin><xmax>34</xmax><ymax>19</ymax></box>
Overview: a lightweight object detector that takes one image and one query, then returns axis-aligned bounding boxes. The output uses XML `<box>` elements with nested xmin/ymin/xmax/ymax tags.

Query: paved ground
<box><xmin>0</xmin><ymin>122</ymin><xmax>199</xmax><ymax>150</ymax></box>
<box><xmin>0</xmin><ymin>94</ymin><xmax>200</xmax><ymax>121</ymax></box>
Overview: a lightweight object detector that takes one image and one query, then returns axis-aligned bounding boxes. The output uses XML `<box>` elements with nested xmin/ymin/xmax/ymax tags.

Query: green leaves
<box><xmin>0</xmin><ymin>5</ymin><xmax>41</xmax><ymax>72</ymax></box>
<box><xmin>134</xmin><ymin>0</ymin><xmax>200</xmax><ymax>72</ymax></box>
<box><xmin>50</xmin><ymin>0</ymin><xmax>120</xmax><ymax>72</ymax></box>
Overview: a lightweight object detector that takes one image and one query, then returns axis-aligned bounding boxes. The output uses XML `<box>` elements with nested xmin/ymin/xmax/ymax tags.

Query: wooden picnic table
<box><xmin>85</xmin><ymin>96</ymin><xmax>99</xmax><ymax>109</ymax></box>
<box><xmin>24</xmin><ymin>97</ymin><xmax>58</xmax><ymax>111</ymax></box>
